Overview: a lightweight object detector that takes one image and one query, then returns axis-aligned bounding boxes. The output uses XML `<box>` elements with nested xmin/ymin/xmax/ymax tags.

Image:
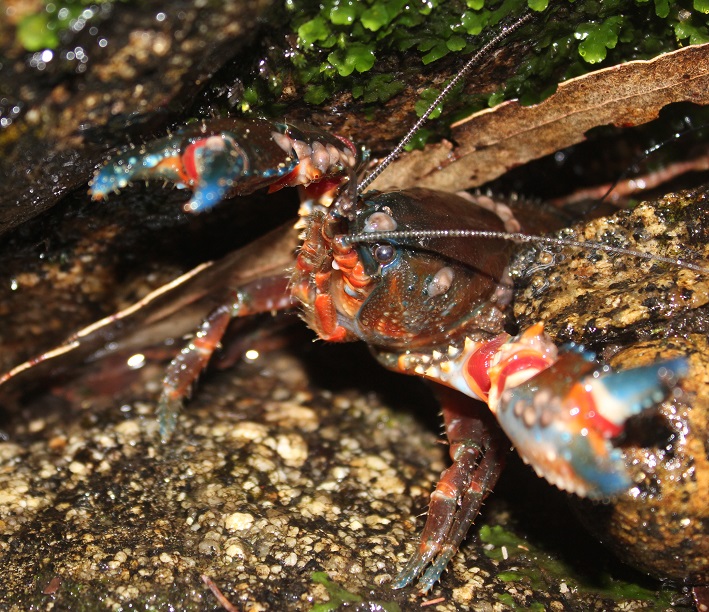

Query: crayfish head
<box><xmin>293</xmin><ymin>187</ymin><xmax>518</xmax><ymax>348</ymax></box>
<box><xmin>342</xmin><ymin>188</ymin><xmax>517</xmax><ymax>349</ymax></box>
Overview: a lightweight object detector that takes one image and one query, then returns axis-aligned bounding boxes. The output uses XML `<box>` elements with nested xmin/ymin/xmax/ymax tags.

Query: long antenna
<box><xmin>341</xmin><ymin>228</ymin><xmax>709</xmax><ymax>274</ymax></box>
<box><xmin>355</xmin><ymin>10</ymin><xmax>536</xmax><ymax>195</ymax></box>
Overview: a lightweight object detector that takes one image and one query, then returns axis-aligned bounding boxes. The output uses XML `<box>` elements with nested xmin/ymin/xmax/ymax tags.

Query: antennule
<box><xmin>342</xmin><ymin>228</ymin><xmax>709</xmax><ymax>274</ymax></box>
<box><xmin>355</xmin><ymin>10</ymin><xmax>536</xmax><ymax>195</ymax></box>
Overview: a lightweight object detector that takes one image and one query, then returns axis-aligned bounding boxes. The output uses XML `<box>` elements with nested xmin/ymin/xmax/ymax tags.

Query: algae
<box><xmin>479</xmin><ymin>524</ymin><xmax>689</xmax><ymax>608</ymax></box>
<box><xmin>309</xmin><ymin>572</ymin><xmax>401</xmax><ymax>612</ymax></box>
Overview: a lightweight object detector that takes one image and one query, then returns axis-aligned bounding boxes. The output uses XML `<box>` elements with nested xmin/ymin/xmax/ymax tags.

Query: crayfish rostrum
<box><xmin>1</xmin><ymin>6</ymin><xmax>707</xmax><ymax>608</ymax></box>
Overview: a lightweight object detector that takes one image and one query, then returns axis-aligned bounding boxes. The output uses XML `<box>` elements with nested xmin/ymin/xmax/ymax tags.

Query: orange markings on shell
<box><xmin>313</xmin><ymin>294</ymin><xmax>347</xmax><ymax>342</ymax></box>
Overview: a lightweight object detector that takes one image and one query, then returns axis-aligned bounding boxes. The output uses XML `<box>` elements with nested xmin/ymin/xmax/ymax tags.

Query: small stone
<box><xmin>68</xmin><ymin>461</ymin><xmax>87</xmax><ymax>476</ymax></box>
<box><xmin>224</xmin><ymin>512</ymin><xmax>255</xmax><ymax>532</ymax></box>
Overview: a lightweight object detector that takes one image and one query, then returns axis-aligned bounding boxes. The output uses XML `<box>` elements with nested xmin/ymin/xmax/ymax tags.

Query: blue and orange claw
<box><xmin>89</xmin><ymin>131</ymin><xmax>253</xmax><ymax>213</ymax></box>
<box><xmin>180</xmin><ymin>134</ymin><xmax>247</xmax><ymax>212</ymax></box>
<box><xmin>89</xmin><ymin>139</ymin><xmax>184</xmax><ymax>200</ymax></box>
<box><xmin>494</xmin><ymin>348</ymin><xmax>688</xmax><ymax>498</ymax></box>
<box><xmin>89</xmin><ymin>119</ymin><xmax>363</xmax><ymax>214</ymax></box>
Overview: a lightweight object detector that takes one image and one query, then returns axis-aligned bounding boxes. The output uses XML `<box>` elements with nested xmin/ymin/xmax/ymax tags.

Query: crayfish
<box><xmin>1</xmin><ymin>7</ymin><xmax>707</xmax><ymax>605</ymax></box>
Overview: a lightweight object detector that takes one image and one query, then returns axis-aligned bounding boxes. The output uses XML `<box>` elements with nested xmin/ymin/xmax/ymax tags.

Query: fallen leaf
<box><xmin>371</xmin><ymin>42</ymin><xmax>709</xmax><ymax>193</ymax></box>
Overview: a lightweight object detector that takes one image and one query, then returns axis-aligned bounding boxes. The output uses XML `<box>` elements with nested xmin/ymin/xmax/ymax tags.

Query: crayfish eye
<box><xmin>373</xmin><ymin>244</ymin><xmax>395</xmax><ymax>264</ymax></box>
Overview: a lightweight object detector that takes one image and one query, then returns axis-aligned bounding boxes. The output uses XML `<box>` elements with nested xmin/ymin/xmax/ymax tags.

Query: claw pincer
<box><xmin>485</xmin><ymin>323</ymin><xmax>689</xmax><ymax>498</ymax></box>
<box><xmin>89</xmin><ymin>118</ymin><xmax>360</xmax><ymax>212</ymax></box>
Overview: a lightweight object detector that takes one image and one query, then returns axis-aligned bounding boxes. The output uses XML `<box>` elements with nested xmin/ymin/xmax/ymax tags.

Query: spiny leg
<box><xmin>158</xmin><ymin>274</ymin><xmax>294</xmax><ymax>440</ymax></box>
<box><xmin>393</xmin><ymin>385</ymin><xmax>506</xmax><ymax>592</ymax></box>
<box><xmin>158</xmin><ymin>302</ymin><xmax>233</xmax><ymax>439</ymax></box>
<box><xmin>417</xmin><ymin>423</ymin><xmax>505</xmax><ymax>592</ymax></box>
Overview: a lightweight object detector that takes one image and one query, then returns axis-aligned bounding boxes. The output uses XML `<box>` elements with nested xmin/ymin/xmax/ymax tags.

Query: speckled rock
<box><xmin>0</xmin><ymin>348</ymin><xmax>439</xmax><ymax>610</ymax></box>
<box><xmin>0</xmin><ymin>338</ymin><xmax>692</xmax><ymax>611</ymax></box>
<box><xmin>577</xmin><ymin>335</ymin><xmax>709</xmax><ymax>585</ymax></box>
<box><xmin>512</xmin><ymin>186</ymin><xmax>709</xmax><ymax>587</ymax></box>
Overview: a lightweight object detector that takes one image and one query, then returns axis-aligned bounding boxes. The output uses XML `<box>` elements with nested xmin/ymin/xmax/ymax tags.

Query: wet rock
<box><xmin>512</xmin><ymin>186</ymin><xmax>709</xmax><ymax>589</ymax></box>
<box><xmin>0</xmin><ymin>341</ymin><xmax>691</xmax><ymax>610</ymax></box>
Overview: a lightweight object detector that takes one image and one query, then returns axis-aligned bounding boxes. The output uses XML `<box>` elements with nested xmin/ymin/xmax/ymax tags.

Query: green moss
<box><xmin>653</xmin><ymin>0</ymin><xmax>671</xmax><ymax>18</ymax></box>
<box><xmin>17</xmin><ymin>13</ymin><xmax>60</xmax><ymax>51</ymax></box>
<box><xmin>16</xmin><ymin>0</ymin><xmax>119</xmax><ymax>52</ymax></box>
<box><xmin>403</xmin><ymin>127</ymin><xmax>432</xmax><ymax>151</ymax></box>
<box><xmin>329</xmin><ymin>1</ymin><xmax>359</xmax><ymax>26</ymax></box>
<box><xmin>673</xmin><ymin>15</ymin><xmax>709</xmax><ymax>43</ymax></box>
<box><xmin>576</xmin><ymin>16</ymin><xmax>624</xmax><ymax>63</ymax></box>
<box><xmin>361</xmin><ymin>0</ymin><xmax>407</xmax><ymax>31</ymax></box>
<box><xmin>308</xmin><ymin>572</ymin><xmax>401</xmax><ymax>612</ymax></box>
<box><xmin>414</xmin><ymin>88</ymin><xmax>445</xmax><ymax>119</ymax></box>
<box><xmin>304</xmin><ymin>85</ymin><xmax>332</xmax><ymax>105</ymax></box>
<box><xmin>309</xmin><ymin>572</ymin><xmax>363</xmax><ymax>611</ymax></box>
<box><xmin>665</xmin><ymin>1</ymin><xmax>709</xmax><ymax>41</ymax></box>
<box><xmin>352</xmin><ymin>74</ymin><xmax>406</xmax><ymax>102</ymax></box>
<box><xmin>494</xmin><ymin>593</ymin><xmax>546</xmax><ymax>612</ymax></box>
<box><xmin>528</xmin><ymin>0</ymin><xmax>549</xmax><ymax>9</ymax></box>
<box><xmin>328</xmin><ymin>43</ymin><xmax>377</xmax><ymax>76</ymax></box>
<box><xmin>241</xmin><ymin>0</ymin><xmax>709</xmax><ymax>132</ymax></box>
<box><xmin>479</xmin><ymin>524</ymin><xmax>685</xmax><ymax>606</ymax></box>
<box><xmin>298</xmin><ymin>15</ymin><xmax>332</xmax><ymax>47</ymax></box>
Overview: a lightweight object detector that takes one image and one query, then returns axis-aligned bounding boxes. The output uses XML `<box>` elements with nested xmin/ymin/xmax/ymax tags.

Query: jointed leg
<box><xmin>158</xmin><ymin>275</ymin><xmax>294</xmax><ymax>440</ymax></box>
<box><xmin>393</xmin><ymin>385</ymin><xmax>506</xmax><ymax>592</ymax></box>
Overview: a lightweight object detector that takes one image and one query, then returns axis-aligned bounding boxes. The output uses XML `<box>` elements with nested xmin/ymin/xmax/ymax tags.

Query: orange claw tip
<box><xmin>88</xmin><ymin>186</ymin><xmax>106</xmax><ymax>201</ymax></box>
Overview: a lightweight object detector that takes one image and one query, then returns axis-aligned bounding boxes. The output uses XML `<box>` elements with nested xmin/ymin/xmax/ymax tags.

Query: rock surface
<box><xmin>0</xmin><ymin>338</ymin><xmax>691</xmax><ymax>610</ymax></box>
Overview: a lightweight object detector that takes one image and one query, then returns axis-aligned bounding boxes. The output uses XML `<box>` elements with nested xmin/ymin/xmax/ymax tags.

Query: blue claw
<box><xmin>90</xmin><ymin>140</ymin><xmax>183</xmax><ymax>199</ymax></box>
<box><xmin>599</xmin><ymin>357</ymin><xmax>689</xmax><ymax>415</ymax></box>
<box><xmin>181</xmin><ymin>133</ymin><xmax>247</xmax><ymax>212</ymax></box>
<box><xmin>495</xmin><ymin>351</ymin><xmax>689</xmax><ymax>498</ymax></box>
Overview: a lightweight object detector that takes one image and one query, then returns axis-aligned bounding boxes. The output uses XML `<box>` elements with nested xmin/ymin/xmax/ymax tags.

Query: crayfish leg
<box><xmin>393</xmin><ymin>385</ymin><xmax>506</xmax><ymax>592</ymax></box>
<box><xmin>158</xmin><ymin>273</ymin><xmax>295</xmax><ymax>441</ymax></box>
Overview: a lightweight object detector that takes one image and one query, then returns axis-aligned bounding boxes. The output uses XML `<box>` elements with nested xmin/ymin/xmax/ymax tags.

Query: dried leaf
<box><xmin>371</xmin><ymin>43</ymin><xmax>709</xmax><ymax>193</ymax></box>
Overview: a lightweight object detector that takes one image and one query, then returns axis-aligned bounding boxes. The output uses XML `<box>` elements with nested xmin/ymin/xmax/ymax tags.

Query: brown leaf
<box><xmin>371</xmin><ymin>42</ymin><xmax>709</xmax><ymax>193</ymax></box>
